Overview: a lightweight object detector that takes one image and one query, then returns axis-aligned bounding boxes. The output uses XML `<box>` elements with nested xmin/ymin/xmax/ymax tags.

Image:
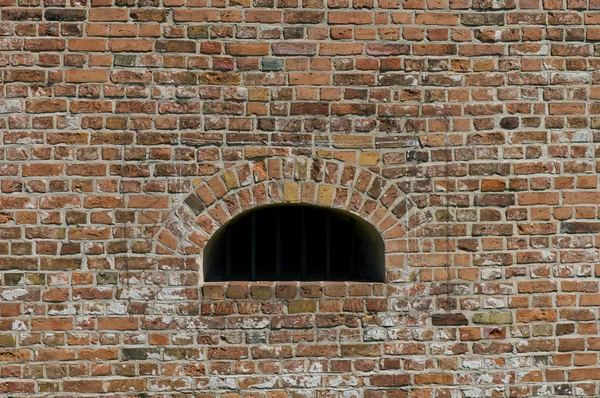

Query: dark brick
<box><xmin>432</xmin><ymin>313</ymin><xmax>468</xmax><ymax>326</ymax></box>
<box><xmin>561</xmin><ymin>222</ymin><xmax>600</xmax><ymax>234</ymax></box>
<box><xmin>45</xmin><ymin>9</ymin><xmax>87</xmax><ymax>21</ymax></box>
<box><xmin>184</xmin><ymin>194</ymin><xmax>206</xmax><ymax>216</ymax></box>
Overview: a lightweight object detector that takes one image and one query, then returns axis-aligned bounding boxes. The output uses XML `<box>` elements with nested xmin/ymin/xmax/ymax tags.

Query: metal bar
<box><xmin>276</xmin><ymin>207</ymin><xmax>281</xmax><ymax>280</ymax></box>
<box><xmin>349</xmin><ymin>218</ymin><xmax>355</xmax><ymax>279</ymax></box>
<box><xmin>251</xmin><ymin>212</ymin><xmax>256</xmax><ymax>281</ymax></box>
<box><xmin>325</xmin><ymin>210</ymin><xmax>330</xmax><ymax>280</ymax></box>
<box><xmin>225</xmin><ymin>226</ymin><xmax>231</xmax><ymax>280</ymax></box>
<box><xmin>301</xmin><ymin>207</ymin><xmax>307</xmax><ymax>280</ymax></box>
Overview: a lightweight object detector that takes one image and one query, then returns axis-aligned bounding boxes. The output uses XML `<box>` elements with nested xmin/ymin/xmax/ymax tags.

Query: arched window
<box><xmin>203</xmin><ymin>204</ymin><xmax>385</xmax><ymax>282</ymax></box>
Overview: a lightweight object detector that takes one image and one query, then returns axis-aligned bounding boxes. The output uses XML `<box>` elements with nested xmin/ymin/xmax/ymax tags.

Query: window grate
<box><xmin>204</xmin><ymin>204</ymin><xmax>385</xmax><ymax>283</ymax></box>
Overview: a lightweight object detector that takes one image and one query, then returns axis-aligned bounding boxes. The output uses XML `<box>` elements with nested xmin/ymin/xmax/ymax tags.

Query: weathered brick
<box><xmin>0</xmin><ymin>2</ymin><xmax>598</xmax><ymax>396</ymax></box>
<box><xmin>432</xmin><ymin>313</ymin><xmax>468</xmax><ymax>326</ymax></box>
<box><xmin>288</xmin><ymin>300</ymin><xmax>317</xmax><ymax>314</ymax></box>
<box><xmin>472</xmin><ymin>311</ymin><xmax>512</xmax><ymax>325</ymax></box>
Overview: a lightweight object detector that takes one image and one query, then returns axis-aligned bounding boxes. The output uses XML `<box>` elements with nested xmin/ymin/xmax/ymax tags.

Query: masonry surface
<box><xmin>0</xmin><ymin>0</ymin><xmax>599</xmax><ymax>396</ymax></box>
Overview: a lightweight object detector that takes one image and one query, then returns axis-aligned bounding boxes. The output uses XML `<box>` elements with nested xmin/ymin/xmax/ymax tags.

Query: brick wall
<box><xmin>1</xmin><ymin>0</ymin><xmax>600</xmax><ymax>396</ymax></box>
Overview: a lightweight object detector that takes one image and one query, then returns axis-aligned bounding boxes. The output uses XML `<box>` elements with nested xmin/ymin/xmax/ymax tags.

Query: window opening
<box><xmin>203</xmin><ymin>204</ymin><xmax>385</xmax><ymax>282</ymax></box>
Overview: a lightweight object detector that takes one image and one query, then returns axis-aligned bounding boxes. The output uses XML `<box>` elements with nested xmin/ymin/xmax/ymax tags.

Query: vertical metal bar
<box><xmin>301</xmin><ymin>207</ymin><xmax>307</xmax><ymax>280</ymax></box>
<box><xmin>251</xmin><ymin>212</ymin><xmax>256</xmax><ymax>281</ymax></box>
<box><xmin>325</xmin><ymin>210</ymin><xmax>330</xmax><ymax>280</ymax></box>
<box><xmin>276</xmin><ymin>207</ymin><xmax>281</xmax><ymax>280</ymax></box>
<box><xmin>349</xmin><ymin>218</ymin><xmax>355</xmax><ymax>279</ymax></box>
<box><xmin>225</xmin><ymin>226</ymin><xmax>231</xmax><ymax>280</ymax></box>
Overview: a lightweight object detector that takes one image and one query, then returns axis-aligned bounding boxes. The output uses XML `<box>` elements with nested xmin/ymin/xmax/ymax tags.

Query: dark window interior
<box><xmin>203</xmin><ymin>204</ymin><xmax>385</xmax><ymax>282</ymax></box>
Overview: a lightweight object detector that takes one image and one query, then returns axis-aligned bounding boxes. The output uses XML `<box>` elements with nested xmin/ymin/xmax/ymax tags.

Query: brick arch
<box><xmin>152</xmin><ymin>155</ymin><xmax>431</xmax><ymax>282</ymax></box>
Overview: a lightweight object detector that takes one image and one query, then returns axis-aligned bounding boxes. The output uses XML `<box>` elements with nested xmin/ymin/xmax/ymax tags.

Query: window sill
<box><xmin>201</xmin><ymin>281</ymin><xmax>386</xmax><ymax>300</ymax></box>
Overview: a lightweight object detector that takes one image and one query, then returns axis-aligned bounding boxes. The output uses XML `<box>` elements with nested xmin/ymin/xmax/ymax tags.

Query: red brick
<box><xmin>63</xmin><ymin>380</ymin><xmax>104</xmax><ymax>393</ymax></box>
<box><xmin>207</xmin><ymin>347</ymin><xmax>248</xmax><ymax>359</ymax></box>
<box><xmin>31</xmin><ymin>318</ymin><xmax>73</xmax><ymax>331</ymax></box>
<box><xmin>415</xmin><ymin>373</ymin><xmax>454</xmax><ymax>385</ymax></box>
<box><xmin>173</xmin><ymin>9</ymin><xmax>219</xmax><ymax>22</ymax></box>
<box><xmin>227</xmin><ymin>43</ymin><xmax>270</xmax><ymax>56</ymax></box>
<box><xmin>22</xmin><ymin>163</ymin><xmax>63</xmax><ymax>176</ymax></box>
<box><xmin>25</xmin><ymin>100</ymin><xmax>67</xmax><ymax>113</ymax></box>
<box><xmin>24</xmin><ymin>39</ymin><xmax>65</xmax><ymax>51</ymax></box>
<box><xmin>89</xmin><ymin>8</ymin><xmax>128</xmax><ymax>21</ymax></box>
<box><xmin>569</xmin><ymin>368</ymin><xmax>600</xmax><ymax>381</ymax></box>
<box><xmin>329</xmin><ymin>11</ymin><xmax>373</xmax><ymax>24</ymax></box>
<box><xmin>65</xmin><ymin>70</ymin><xmax>108</xmax><ymax>83</ymax></box>
<box><xmin>109</xmin><ymin>39</ymin><xmax>153</xmax><ymax>52</ymax></box>
<box><xmin>98</xmin><ymin>317</ymin><xmax>138</xmax><ymax>331</ymax></box>
<box><xmin>68</xmin><ymin>39</ymin><xmax>107</xmax><ymax>52</ymax></box>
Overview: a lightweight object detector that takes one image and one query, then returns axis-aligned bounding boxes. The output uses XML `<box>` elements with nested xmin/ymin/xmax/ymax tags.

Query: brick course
<box><xmin>0</xmin><ymin>0</ymin><xmax>600</xmax><ymax>396</ymax></box>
